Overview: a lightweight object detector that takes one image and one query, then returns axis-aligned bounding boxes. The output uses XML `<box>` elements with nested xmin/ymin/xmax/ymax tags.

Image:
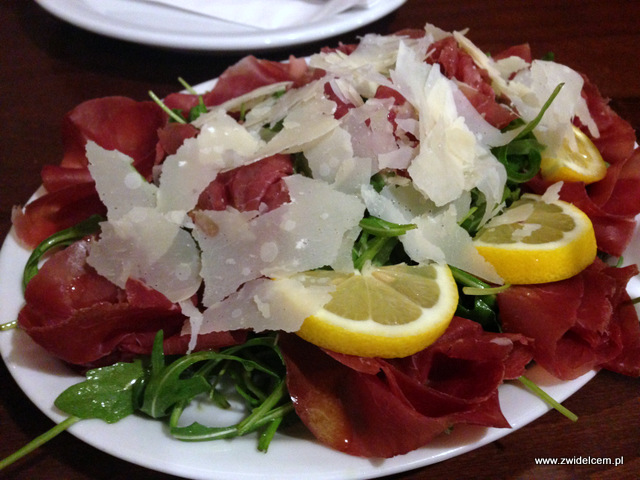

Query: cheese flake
<box><xmin>157</xmin><ymin>109</ymin><xmax>263</xmax><ymax>215</ymax></box>
<box><xmin>194</xmin><ymin>276</ymin><xmax>335</xmax><ymax>334</ymax></box>
<box><xmin>195</xmin><ymin>174</ymin><xmax>365</xmax><ymax>307</ymax></box>
<box><xmin>87</xmin><ymin>207</ymin><xmax>202</xmax><ymax>303</ymax></box>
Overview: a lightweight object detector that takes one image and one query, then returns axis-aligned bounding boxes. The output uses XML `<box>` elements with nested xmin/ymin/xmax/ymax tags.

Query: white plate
<box><xmin>34</xmin><ymin>0</ymin><xmax>407</xmax><ymax>52</ymax></box>
<box><xmin>4</xmin><ymin>220</ymin><xmax>639</xmax><ymax>479</ymax></box>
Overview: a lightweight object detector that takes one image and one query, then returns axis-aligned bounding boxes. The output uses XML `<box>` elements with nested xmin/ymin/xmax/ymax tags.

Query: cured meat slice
<box><xmin>426</xmin><ymin>37</ymin><xmax>517</xmax><ymax>129</ymax></box>
<box><xmin>13</xmin><ymin>97</ymin><xmax>167</xmax><ymax>249</ymax></box>
<box><xmin>11</xmin><ymin>183</ymin><xmax>107</xmax><ymax>249</ymax></box>
<box><xmin>498</xmin><ymin>258</ymin><xmax>640</xmax><ymax>379</ymax></box>
<box><xmin>60</xmin><ymin>96</ymin><xmax>166</xmax><ymax>179</ymax></box>
<box><xmin>196</xmin><ymin>154</ymin><xmax>293</xmax><ymax>212</ymax></box>
<box><xmin>17</xmin><ymin>240</ymin><xmax>240</xmax><ymax>366</ymax></box>
<box><xmin>279</xmin><ymin>317</ymin><xmax>532</xmax><ymax>458</ymax></box>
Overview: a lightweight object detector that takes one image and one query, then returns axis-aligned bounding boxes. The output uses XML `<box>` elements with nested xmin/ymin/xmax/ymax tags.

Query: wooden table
<box><xmin>1</xmin><ymin>1</ymin><xmax>638</xmax><ymax>478</ymax></box>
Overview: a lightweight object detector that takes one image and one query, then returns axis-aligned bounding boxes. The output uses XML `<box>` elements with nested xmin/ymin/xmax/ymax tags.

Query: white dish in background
<box><xmin>34</xmin><ymin>0</ymin><xmax>407</xmax><ymax>52</ymax></box>
<box><xmin>4</xmin><ymin>218</ymin><xmax>638</xmax><ymax>478</ymax></box>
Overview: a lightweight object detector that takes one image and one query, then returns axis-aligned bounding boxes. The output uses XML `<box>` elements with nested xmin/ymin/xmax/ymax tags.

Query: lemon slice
<box><xmin>473</xmin><ymin>194</ymin><xmax>597</xmax><ymax>284</ymax></box>
<box><xmin>295</xmin><ymin>263</ymin><xmax>459</xmax><ymax>358</ymax></box>
<box><xmin>539</xmin><ymin>125</ymin><xmax>607</xmax><ymax>184</ymax></box>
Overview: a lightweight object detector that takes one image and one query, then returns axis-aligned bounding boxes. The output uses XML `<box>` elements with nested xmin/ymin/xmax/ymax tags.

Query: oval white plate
<box><xmin>3</xmin><ymin>220</ymin><xmax>638</xmax><ymax>478</ymax></box>
<box><xmin>34</xmin><ymin>0</ymin><xmax>407</xmax><ymax>52</ymax></box>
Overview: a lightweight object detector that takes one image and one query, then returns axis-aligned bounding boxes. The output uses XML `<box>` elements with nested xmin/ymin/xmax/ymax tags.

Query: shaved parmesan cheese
<box><xmin>542</xmin><ymin>181</ymin><xmax>564</xmax><ymax>203</ymax></box>
<box><xmin>194</xmin><ymin>276</ymin><xmax>335</xmax><ymax>334</ymax></box>
<box><xmin>391</xmin><ymin>40</ymin><xmax>506</xmax><ymax>221</ymax></box>
<box><xmin>195</xmin><ymin>174</ymin><xmax>364</xmax><ymax>306</ymax></box>
<box><xmin>454</xmin><ymin>29</ymin><xmax>598</xmax><ymax>152</ymax></box>
<box><xmin>86</xmin><ymin>142</ymin><xmax>202</xmax><ymax>302</ymax></box>
<box><xmin>304</xmin><ymin>127</ymin><xmax>355</xmax><ymax>184</ymax></box>
<box><xmin>303</xmin><ymin>127</ymin><xmax>373</xmax><ymax>196</ymax></box>
<box><xmin>157</xmin><ymin>109</ymin><xmax>263</xmax><ymax>215</ymax></box>
<box><xmin>340</xmin><ymin>97</ymin><xmax>405</xmax><ymax>170</ymax></box>
<box><xmin>309</xmin><ymin>33</ymin><xmax>410</xmax><ymax>98</ymax></box>
<box><xmin>512</xmin><ymin>223</ymin><xmax>542</xmax><ymax>241</ymax></box>
<box><xmin>361</xmin><ymin>184</ymin><xmax>502</xmax><ymax>284</ymax></box>
<box><xmin>243</xmin><ymin>79</ymin><xmax>327</xmax><ymax>130</ymax></box>
<box><xmin>509</xmin><ymin>60</ymin><xmax>599</xmax><ymax>155</ymax></box>
<box><xmin>86</xmin><ymin>141</ymin><xmax>157</xmax><ymax>220</ymax></box>
<box><xmin>482</xmin><ymin>203</ymin><xmax>534</xmax><ymax>229</ymax></box>
<box><xmin>179</xmin><ymin>300</ymin><xmax>204</xmax><ymax>354</ymax></box>
<box><xmin>218</xmin><ymin>81</ymin><xmax>292</xmax><ymax>115</ymax></box>
<box><xmin>256</xmin><ymin>88</ymin><xmax>340</xmax><ymax>157</ymax></box>
<box><xmin>87</xmin><ymin>207</ymin><xmax>201</xmax><ymax>303</ymax></box>
<box><xmin>407</xmin><ymin>205</ymin><xmax>503</xmax><ymax>284</ymax></box>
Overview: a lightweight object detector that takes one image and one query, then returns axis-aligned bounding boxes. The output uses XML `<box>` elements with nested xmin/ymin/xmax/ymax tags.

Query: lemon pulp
<box><xmin>473</xmin><ymin>194</ymin><xmax>597</xmax><ymax>284</ymax></box>
<box><xmin>295</xmin><ymin>263</ymin><xmax>459</xmax><ymax>358</ymax></box>
<box><xmin>540</xmin><ymin>125</ymin><xmax>607</xmax><ymax>184</ymax></box>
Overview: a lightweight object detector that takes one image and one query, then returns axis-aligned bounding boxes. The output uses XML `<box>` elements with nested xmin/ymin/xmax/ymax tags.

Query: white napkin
<box><xmin>142</xmin><ymin>0</ymin><xmax>377</xmax><ymax>30</ymax></box>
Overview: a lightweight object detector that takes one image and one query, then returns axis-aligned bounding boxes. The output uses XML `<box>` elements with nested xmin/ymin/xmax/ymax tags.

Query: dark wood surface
<box><xmin>1</xmin><ymin>1</ymin><xmax>639</xmax><ymax>479</ymax></box>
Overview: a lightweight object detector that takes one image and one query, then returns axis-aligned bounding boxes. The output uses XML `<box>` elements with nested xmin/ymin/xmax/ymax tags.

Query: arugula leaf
<box><xmin>459</xmin><ymin>185</ymin><xmax>521</xmax><ymax>237</ymax></box>
<box><xmin>22</xmin><ymin>214</ymin><xmax>103</xmax><ymax>291</ymax></box>
<box><xmin>141</xmin><ymin>331</ymin><xmax>212</xmax><ymax>418</ymax></box>
<box><xmin>491</xmin><ymin>83</ymin><xmax>564</xmax><ymax>184</ymax></box>
<box><xmin>449</xmin><ymin>265</ymin><xmax>503</xmax><ymax>332</ymax></box>
<box><xmin>54</xmin><ymin>359</ymin><xmax>147</xmax><ymax>423</ymax></box>
<box><xmin>352</xmin><ymin>216</ymin><xmax>415</xmax><ymax>270</ymax></box>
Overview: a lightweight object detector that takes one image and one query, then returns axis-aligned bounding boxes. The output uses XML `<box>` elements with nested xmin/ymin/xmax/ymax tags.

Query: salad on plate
<box><xmin>1</xmin><ymin>22</ymin><xmax>640</xmax><ymax>472</ymax></box>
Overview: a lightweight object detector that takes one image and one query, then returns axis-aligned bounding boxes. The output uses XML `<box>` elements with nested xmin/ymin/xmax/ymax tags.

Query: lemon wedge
<box><xmin>539</xmin><ymin>125</ymin><xmax>607</xmax><ymax>184</ymax></box>
<box><xmin>473</xmin><ymin>194</ymin><xmax>597</xmax><ymax>284</ymax></box>
<box><xmin>295</xmin><ymin>263</ymin><xmax>459</xmax><ymax>358</ymax></box>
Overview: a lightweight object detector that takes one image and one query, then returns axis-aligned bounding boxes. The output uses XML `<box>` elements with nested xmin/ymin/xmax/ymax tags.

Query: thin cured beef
<box><xmin>163</xmin><ymin>55</ymin><xmax>317</xmax><ymax>113</ymax></box>
<box><xmin>196</xmin><ymin>154</ymin><xmax>293</xmax><ymax>212</ymax></box>
<box><xmin>17</xmin><ymin>239</ymin><xmax>241</xmax><ymax>367</ymax></box>
<box><xmin>279</xmin><ymin>317</ymin><xmax>533</xmax><ymax>458</ymax></box>
<box><xmin>13</xmin><ymin>97</ymin><xmax>167</xmax><ymax>249</ymax></box>
<box><xmin>426</xmin><ymin>36</ymin><xmax>518</xmax><ymax>129</ymax></box>
<box><xmin>497</xmin><ymin>258</ymin><xmax>640</xmax><ymax>380</ymax></box>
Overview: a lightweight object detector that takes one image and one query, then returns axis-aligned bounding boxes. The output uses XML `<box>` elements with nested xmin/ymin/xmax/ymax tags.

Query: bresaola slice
<box><xmin>17</xmin><ymin>240</ymin><xmax>241</xmax><ymax>366</ymax></box>
<box><xmin>497</xmin><ymin>258</ymin><xmax>640</xmax><ymax>380</ymax></box>
<box><xmin>12</xmin><ymin>97</ymin><xmax>167</xmax><ymax>250</ymax></box>
<box><xmin>279</xmin><ymin>317</ymin><xmax>533</xmax><ymax>458</ymax></box>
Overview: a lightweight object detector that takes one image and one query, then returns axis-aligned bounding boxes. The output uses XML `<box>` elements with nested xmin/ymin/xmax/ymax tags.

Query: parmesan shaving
<box><xmin>541</xmin><ymin>181</ymin><xmax>564</xmax><ymax>203</ymax></box>
<box><xmin>86</xmin><ymin>142</ymin><xmax>202</xmax><ymax>303</ymax></box>
<box><xmin>87</xmin><ymin>207</ymin><xmax>201</xmax><ymax>302</ymax></box>
<box><xmin>392</xmin><ymin>41</ymin><xmax>505</xmax><ymax>217</ymax></box>
<box><xmin>195</xmin><ymin>276</ymin><xmax>335</xmax><ymax>334</ymax></box>
<box><xmin>195</xmin><ymin>174</ymin><xmax>364</xmax><ymax>306</ymax></box>
<box><xmin>361</xmin><ymin>184</ymin><xmax>503</xmax><ymax>284</ymax></box>
<box><xmin>157</xmin><ymin>109</ymin><xmax>263</xmax><ymax>216</ymax></box>
<box><xmin>86</xmin><ymin>141</ymin><xmax>157</xmax><ymax>220</ymax></box>
<box><xmin>179</xmin><ymin>300</ymin><xmax>204</xmax><ymax>354</ymax></box>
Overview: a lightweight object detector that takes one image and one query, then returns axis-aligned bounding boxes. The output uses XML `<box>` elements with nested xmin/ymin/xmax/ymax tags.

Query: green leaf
<box><xmin>359</xmin><ymin>216</ymin><xmax>417</xmax><ymax>237</ymax></box>
<box><xmin>449</xmin><ymin>265</ymin><xmax>502</xmax><ymax>331</ymax></box>
<box><xmin>141</xmin><ymin>333</ymin><xmax>281</xmax><ymax>419</ymax></box>
<box><xmin>23</xmin><ymin>214</ymin><xmax>104</xmax><ymax>291</ymax></box>
<box><xmin>518</xmin><ymin>375</ymin><xmax>578</xmax><ymax>422</ymax></box>
<box><xmin>490</xmin><ymin>83</ymin><xmax>564</xmax><ymax>184</ymax></box>
<box><xmin>54</xmin><ymin>359</ymin><xmax>146</xmax><ymax>423</ymax></box>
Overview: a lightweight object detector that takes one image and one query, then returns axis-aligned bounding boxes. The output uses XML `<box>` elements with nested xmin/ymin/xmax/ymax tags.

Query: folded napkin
<box><xmin>143</xmin><ymin>0</ymin><xmax>377</xmax><ymax>30</ymax></box>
